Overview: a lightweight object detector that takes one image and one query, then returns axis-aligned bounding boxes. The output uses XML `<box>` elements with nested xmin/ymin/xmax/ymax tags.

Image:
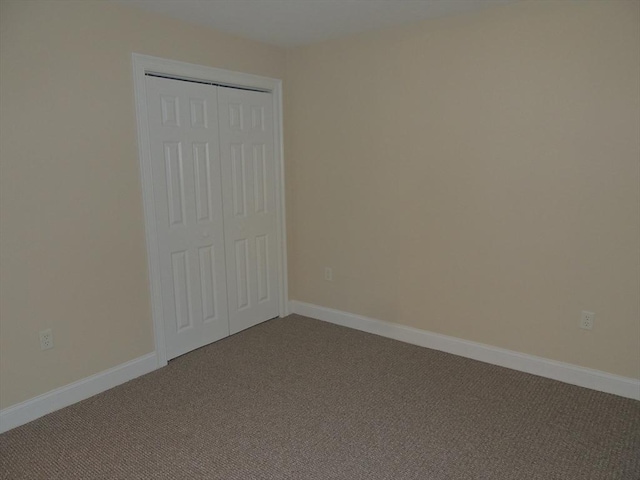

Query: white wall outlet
<box><xmin>39</xmin><ymin>328</ymin><xmax>54</xmax><ymax>350</ymax></box>
<box><xmin>324</xmin><ymin>267</ymin><xmax>333</xmax><ymax>281</ymax></box>
<box><xmin>580</xmin><ymin>311</ymin><xmax>595</xmax><ymax>330</ymax></box>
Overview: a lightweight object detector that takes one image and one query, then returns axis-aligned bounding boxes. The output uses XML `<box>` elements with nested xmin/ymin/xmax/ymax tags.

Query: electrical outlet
<box><xmin>39</xmin><ymin>329</ymin><xmax>54</xmax><ymax>350</ymax></box>
<box><xmin>324</xmin><ymin>267</ymin><xmax>333</xmax><ymax>281</ymax></box>
<box><xmin>580</xmin><ymin>311</ymin><xmax>595</xmax><ymax>330</ymax></box>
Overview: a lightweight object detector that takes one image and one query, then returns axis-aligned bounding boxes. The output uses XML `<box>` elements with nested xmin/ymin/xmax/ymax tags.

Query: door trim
<box><xmin>132</xmin><ymin>53</ymin><xmax>289</xmax><ymax>368</ymax></box>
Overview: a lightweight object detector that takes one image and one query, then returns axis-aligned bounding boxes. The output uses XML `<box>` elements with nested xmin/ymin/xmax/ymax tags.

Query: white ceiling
<box><xmin>119</xmin><ymin>0</ymin><xmax>515</xmax><ymax>48</ymax></box>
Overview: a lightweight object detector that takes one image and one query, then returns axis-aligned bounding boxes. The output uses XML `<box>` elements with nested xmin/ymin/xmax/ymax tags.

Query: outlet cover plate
<box><xmin>39</xmin><ymin>329</ymin><xmax>54</xmax><ymax>350</ymax></box>
<box><xmin>580</xmin><ymin>311</ymin><xmax>595</xmax><ymax>330</ymax></box>
<box><xmin>324</xmin><ymin>267</ymin><xmax>333</xmax><ymax>281</ymax></box>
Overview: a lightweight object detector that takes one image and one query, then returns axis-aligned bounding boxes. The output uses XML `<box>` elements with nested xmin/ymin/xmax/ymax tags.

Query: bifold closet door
<box><xmin>146</xmin><ymin>76</ymin><xmax>229</xmax><ymax>360</ymax></box>
<box><xmin>217</xmin><ymin>88</ymin><xmax>280</xmax><ymax>334</ymax></box>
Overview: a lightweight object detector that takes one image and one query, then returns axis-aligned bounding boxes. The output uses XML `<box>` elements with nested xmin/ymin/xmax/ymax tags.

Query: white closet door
<box><xmin>217</xmin><ymin>88</ymin><xmax>280</xmax><ymax>334</ymax></box>
<box><xmin>146</xmin><ymin>76</ymin><xmax>229</xmax><ymax>360</ymax></box>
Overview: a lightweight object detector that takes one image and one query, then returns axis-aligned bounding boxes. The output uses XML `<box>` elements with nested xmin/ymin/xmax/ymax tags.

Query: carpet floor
<box><xmin>1</xmin><ymin>315</ymin><xmax>639</xmax><ymax>479</ymax></box>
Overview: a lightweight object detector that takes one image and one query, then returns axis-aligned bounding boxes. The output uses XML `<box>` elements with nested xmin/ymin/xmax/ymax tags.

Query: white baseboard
<box><xmin>290</xmin><ymin>300</ymin><xmax>640</xmax><ymax>401</ymax></box>
<box><xmin>0</xmin><ymin>352</ymin><xmax>159</xmax><ymax>433</ymax></box>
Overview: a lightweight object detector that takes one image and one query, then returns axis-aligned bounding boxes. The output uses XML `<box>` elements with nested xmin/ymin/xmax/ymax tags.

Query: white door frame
<box><xmin>132</xmin><ymin>53</ymin><xmax>289</xmax><ymax>368</ymax></box>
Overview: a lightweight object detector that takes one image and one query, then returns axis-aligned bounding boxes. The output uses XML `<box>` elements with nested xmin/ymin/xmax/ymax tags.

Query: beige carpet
<box><xmin>1</xmin><ymin>315</ymin><xmax>639</xmax><ymax>479</ymax></box>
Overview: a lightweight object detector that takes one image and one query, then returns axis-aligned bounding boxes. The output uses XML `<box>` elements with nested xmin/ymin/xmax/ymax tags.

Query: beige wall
<box><xmin>0</xmin><ymin>0</ymin><xmax>286</xmax><ymax>409</ymax></box>
<box><xmin>286</xmin><ymin>0</ymin><xmax>640</xmax><ymax>378</ymax></box>
<box><xmin>1</xmin><ymin>0</ymin><xmax>638</xmax><ymax>412</ymax></box>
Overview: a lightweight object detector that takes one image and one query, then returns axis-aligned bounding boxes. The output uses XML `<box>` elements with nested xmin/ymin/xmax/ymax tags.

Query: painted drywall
<box><xmin>0</xmin><ymin>0</ymin><xmax>286</xmax><ymax>409</ymax></box>
<box><xmin>285</xmin><ymin>0</ymin><xmax>640</xmax><ymax>378</ymax></box>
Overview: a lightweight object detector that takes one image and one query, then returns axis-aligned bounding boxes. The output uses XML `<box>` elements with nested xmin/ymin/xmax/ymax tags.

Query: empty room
<box><xmin>0</xmin><ymin>0</ymin><xmax>639</xmax><ymax>478</ymax></box>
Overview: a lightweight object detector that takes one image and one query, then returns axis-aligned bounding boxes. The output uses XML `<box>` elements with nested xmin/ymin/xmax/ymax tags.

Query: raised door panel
<box><xmin>146</xmin><ymin>76</ymin><xmax>229</xmax><ymax>359</ymax></box>
<box><xmin>217</xmin><ymin>87</ymin><xmax>279</xmax><ymax>335</ymax></box>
